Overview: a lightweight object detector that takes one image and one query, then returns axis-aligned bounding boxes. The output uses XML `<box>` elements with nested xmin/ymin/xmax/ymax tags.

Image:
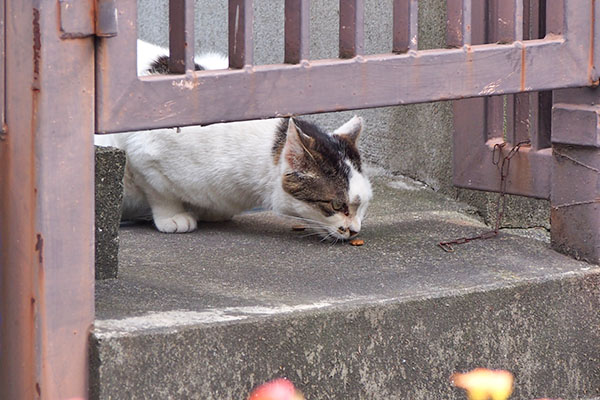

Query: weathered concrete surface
<box><xmin>92</xmin><ymin>177</ymin><xmax>599</xmax><ymax>400</ymax></box>
<box><xmin>95</xmin><ymin>146</ymin><xmax>125</xmax><ymax>279</ymax></box>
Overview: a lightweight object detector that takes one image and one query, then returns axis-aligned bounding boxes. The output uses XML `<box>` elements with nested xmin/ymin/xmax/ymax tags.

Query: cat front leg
<box><xmin>145</xmin><ymin>187</ymin><xmax>198</xmax><ymax>233</ymax></box>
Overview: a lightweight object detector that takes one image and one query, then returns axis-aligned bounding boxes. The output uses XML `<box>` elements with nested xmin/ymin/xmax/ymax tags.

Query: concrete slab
<box><xmin>92</xmin><ymin>176</ymin><xmax>600</xmax><ymax>399</ymax></box>
<box><xmin>95</xmin><ymin>145</ymin><xmax>125</xmax><ymax>279</ymax></box>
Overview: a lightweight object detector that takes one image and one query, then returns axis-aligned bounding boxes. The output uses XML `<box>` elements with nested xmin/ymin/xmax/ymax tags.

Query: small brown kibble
<box><xmin>349</xmin><ymin>238</ymin><xmax>364</xmax><ymax>246</ymax></box>
<box><xmin>292</xmin><ymin>225</ymin><xmax>306</xmax><ymax>231</ymax></box>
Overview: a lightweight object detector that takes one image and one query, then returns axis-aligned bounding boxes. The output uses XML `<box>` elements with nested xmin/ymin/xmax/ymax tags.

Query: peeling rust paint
<box><xmin>32</xmin><ymin>8</ymin><xmax>40</xmax><ymax>90</ymax></box>
<box><xmin>35</xmin><ymin>233</ymin><xmax>43</xmax><ymax>264</ymax></box>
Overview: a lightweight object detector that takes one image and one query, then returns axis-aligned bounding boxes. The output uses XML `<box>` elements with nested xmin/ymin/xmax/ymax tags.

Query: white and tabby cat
<box><xmin>95</xmin><ymin>41</ymin><xmax>372</xmax><ymax>241</ymax></box>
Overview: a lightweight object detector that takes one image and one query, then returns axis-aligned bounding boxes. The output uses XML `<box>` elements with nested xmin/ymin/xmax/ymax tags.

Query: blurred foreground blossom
<box><xmin>248</xmin><ymin>378</ymin><xmax>305</xmax><ymax>400</ymax></box>
<box><xmin>452</xmin><ymin>368</ymin><xmax>514</xmax><ymax>400</ymax></box>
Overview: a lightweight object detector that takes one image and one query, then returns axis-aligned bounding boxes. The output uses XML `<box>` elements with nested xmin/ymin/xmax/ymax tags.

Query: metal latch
<box><xmin>59</xmin><ymin>0</ymin><xmax>118</xmax><ymax>39</ymax></box>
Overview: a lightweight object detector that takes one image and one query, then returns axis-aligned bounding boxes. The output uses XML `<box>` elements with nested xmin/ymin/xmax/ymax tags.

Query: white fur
<box><xmin>136</xmin><ymin>39</ymin><xmax>228</xmax><ymax>76</ymax></box>
<box><xmin>97</xmin><ymin>118</ymin><xmax>372</xmax><ymax>239</ymax></box>
<box><xmin>96</xmin><ymin>42</ymin><xmax>372</xmax><ymax>239</ymax></box>
<box><xmin>98</xmin><ymin>120</ymin><xmax>283</xmax><ymax>231</ymax></box>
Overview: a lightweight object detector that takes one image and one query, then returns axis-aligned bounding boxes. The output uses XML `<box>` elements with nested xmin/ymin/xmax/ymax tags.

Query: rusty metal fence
<box><xmin>1</xmin><ymin>0</ymin><xmax>599</xmax><ymax>398</ymax></box>
<box><xmin>97</xmin><ymin>0</ymin><xmax>595</xmax><ymax>132</ymax></box>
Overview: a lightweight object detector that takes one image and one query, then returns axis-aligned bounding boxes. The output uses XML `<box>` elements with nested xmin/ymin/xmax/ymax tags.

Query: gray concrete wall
<box><xmin>137</xmin><ymin>0</ymin><xmax>547</xmax><ymax>228</ymax></box>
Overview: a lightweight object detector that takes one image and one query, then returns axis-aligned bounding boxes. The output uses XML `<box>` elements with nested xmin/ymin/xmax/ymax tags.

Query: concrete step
<box><xmin>91</xmin><ymin>176</ymin><xmax>600</xmax><ymax>400</ymax></box>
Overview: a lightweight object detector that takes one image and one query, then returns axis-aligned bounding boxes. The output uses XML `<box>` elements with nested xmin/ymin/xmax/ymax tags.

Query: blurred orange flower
<box><xmin>248</xmin><ymin>378</ymin><xmax>305</xmax><ymax>400</ymax></box>
<box><xmin>452</xmin><ymin>368</ymin><xmax>514</xmax><ymax>400</ymax></box>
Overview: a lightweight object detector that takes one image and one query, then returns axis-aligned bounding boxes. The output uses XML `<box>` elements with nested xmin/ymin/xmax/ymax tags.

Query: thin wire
<box><xmin>438</xmin><ymin>140</ymin><xmax>531</xmax><ymax>252</ymax></box>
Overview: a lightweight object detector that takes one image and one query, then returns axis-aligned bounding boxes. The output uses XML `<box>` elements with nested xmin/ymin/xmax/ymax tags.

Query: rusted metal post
<box><xmin>284</xmin><ymin>0</ymin><xmax>310</xmax><ymax>63</ymax></box>
<box><xmin>339</xmin><ymin>0</ymin><xmax>364</xmax><ymax>58</ymax></box>
<box><xmin>446</xmin><ymin>0</ymin><xmax>475</xmax><ymax>47</ymax></box>
<box><xmin>169</xmin><ymin>0</ymin><xmax>196</xmax><ymax>73</ymax></box>
<box><xmin>551</xmin><ymin>88</ymin><xmax>600</xmax><ymax>264</ymax></box>
<box><xmin>0</xmin><ymin>0</ymin><xmax>4</xmax><ymax>136</ymax></box>
<box><xmin>228</xmin><ymin>0</ymin><xmax>254</xmax><ymax>68</ymax></box>
<box><xmin>0</xmin><ymin>0</ymin><xmax>95</xmax><ymax>398</ymax></box>
<box><xmin>393</xmin><ymin>0</ymin><xmax>418</xmax><ymax>53</ymax></box>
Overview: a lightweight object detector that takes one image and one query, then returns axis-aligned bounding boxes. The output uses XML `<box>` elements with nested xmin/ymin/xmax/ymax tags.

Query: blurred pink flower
<box><xmin>248</xmin><ymin>378</ymin><xmax>304</xmax><ymax>400</ymax></box>
<box><xmin>452</xmin><ymin>368</ymin><xmax>514</xmax><ymax>400</ymax></box>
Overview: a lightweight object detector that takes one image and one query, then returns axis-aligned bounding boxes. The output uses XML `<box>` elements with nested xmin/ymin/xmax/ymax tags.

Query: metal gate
<box><xmin>1</xmin><ymin>0</ymin><xmax>599</xmax><ymax>398</ymax></box>
<box><xmin>96</xmin><ymin>0</ymin><xmax>595</xmax><ymax>132</ymax></box>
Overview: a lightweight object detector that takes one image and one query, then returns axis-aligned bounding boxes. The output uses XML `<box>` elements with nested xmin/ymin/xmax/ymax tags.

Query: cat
<box><xmin>135</xmin><ymin>39</ymin><xmax>229</xmax><ymax>75</ymax></box>
<box><xmin>95</xmin><ymin>41</ymin><xmax>372</xmax><ymax>241</ymax></box>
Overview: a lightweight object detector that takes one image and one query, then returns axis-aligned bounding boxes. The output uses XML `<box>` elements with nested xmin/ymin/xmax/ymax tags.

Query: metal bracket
<box><xmin>59</xmin><ymin>0</ymin><xmax>118</xmax><ymax>39</ymax></box>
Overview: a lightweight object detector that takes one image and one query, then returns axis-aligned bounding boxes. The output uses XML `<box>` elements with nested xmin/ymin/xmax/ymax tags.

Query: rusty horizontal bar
<box><xmin>96</xmin><ymin>0</ymin><xmax>590</xmax><ymax>133</ymax></box>
<box><xmin>228</xmin><ymin>0</ymin><xmax>253</xmax><ymax>68</ymax></box>
<box><xmin>284</xmin><ymin>0</ymin><xmax>310</xmax><ymax>63</ymax></box>
<box><xmin>169</xmin><ymin>0</ymin><xmax>195</xmax><ymax>73</ymax></box>
<box><xmin>393</xmin><ymin>0</ymin><xmax>418</xmax><ymax>53</ymax></box>
<box><xmin>98</xmin><ymin>37</ymin><xmax>585</xmax><ymax>133</ymax></box>
<box><xmin>339</xmin><ymin>0</ymin><xmax>364</xmax><ymax>58</ymax></box>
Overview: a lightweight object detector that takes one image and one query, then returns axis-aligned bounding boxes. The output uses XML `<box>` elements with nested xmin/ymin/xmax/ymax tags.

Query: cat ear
<box><xmin>284</xmin><ymin>118</ymin><xmax>316</xmax><ymax>169</ymax></box>
<box><xmin>333</xmin><ymin>115</ymin><xmax>363</xmax><ymax>146</ymax></box>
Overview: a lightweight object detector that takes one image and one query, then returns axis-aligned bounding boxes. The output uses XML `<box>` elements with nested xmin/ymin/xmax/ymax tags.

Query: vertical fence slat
<box><xmin>511</xmin><ymin>0</ymin><xmax>530</xmax><ymax>145</ymax></box>
<box><xmin>514</xmin><ymin>0</ymin><xmax>524</xmax><ymax>41</ymax></box>
<box><xmin>461</xmin><ymin>0</ymin><xmax>472</xmax><ymax>45</ymax></box>
<box><xmin>0</xmin><ymin>0</ymin><xmax>4</xmax><ymax>134</ymax></box>
<box><xmin>393</xmin><ymin>0</ymin><xmax>418</xmax><ymax>53</ymax></box>
<box><xmin>489</xmin><ymin>0</ymin><xmax>523</xmax><ymax>43</ymax></box>
<box><xmin>545</xmin><ymin>0</ymin><xmax>563</xmax><ymax>35</ymax></box>
<box><xmin>285</xmin><ymin>0</ymin><xmax>310</xmax><ymax>63</ymax></box>
<box><xmin>446</xmin><ymin>0</ymin><xmax>473</xmax><ymax>46</ymax></box>
<box><xmin>529</xmin><ymin>0</ymin><xmax>552</xmax><ymax>150</ymax></box>
<box><xmin>169</xmin><ymin>0</ymin><xmax>195</xmax><ymax>73</ymax></box>
<box><xmin>339</xmin><ymin>0</ymin><xmax>364</xmax><ymax>58</ymax></box>
<box><xmin>228</xmin><ymin>0</ymin><xmax>254</xmax><ymax>68</ymax></box>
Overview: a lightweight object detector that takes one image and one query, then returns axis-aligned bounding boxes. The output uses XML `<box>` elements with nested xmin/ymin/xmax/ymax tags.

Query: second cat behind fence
<box><xmin>95</xmin><ymin>40</ymin><xmax>372</xmax><ymax>241</ymax></box>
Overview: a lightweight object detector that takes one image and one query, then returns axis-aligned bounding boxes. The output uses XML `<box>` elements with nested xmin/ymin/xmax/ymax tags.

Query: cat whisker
<box><xmin>299</xmin><ymin>231</ymin><xmax>324</xmax><ymax>238</ymax></box>
<box><xmin>283</xmin><ymin>214</ymin><xmax>329</xmax><ymax>228</ymax></box>
<box><xmin>320</xmin><ymin>231</ymin><xmax>338</xmax><ymax>243</ymax></box>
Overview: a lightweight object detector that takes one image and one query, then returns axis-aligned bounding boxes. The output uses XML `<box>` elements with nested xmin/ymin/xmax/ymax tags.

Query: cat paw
<box><xmin>154</xmin><ymin>213</ymin><xmax>198</xmax><ymax>233</ymax></box>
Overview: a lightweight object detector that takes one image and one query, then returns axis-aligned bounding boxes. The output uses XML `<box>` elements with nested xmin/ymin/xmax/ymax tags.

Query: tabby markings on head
<box><xmin>275</xmin><ymin>117</ymin><xmax>363</xmax><ymax>219</ymax></box>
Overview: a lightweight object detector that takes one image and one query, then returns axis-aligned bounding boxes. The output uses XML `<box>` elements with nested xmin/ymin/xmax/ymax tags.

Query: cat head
<box><xmin>275</xmin><ymin>116</ymin><xmax>372</xmax><ymax>241</ymax></box>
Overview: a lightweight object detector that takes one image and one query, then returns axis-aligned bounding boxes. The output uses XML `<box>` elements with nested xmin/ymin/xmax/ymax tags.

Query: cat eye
<box><xmin>331</xmin><ymin>200</ymin><xmax>350</xmax><ymax>216</ymax></box>
<box><xmin>331</xmin><ymin>200</ymin><xmax>344</xmax><ymax>211</ymax></box>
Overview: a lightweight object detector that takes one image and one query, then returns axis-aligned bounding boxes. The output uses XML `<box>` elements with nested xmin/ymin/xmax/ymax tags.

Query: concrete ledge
<box><xmin>92</xmin><ymin>273</ymin><xmax>599</xmax><ymax>399</ymax></box>
<box><xmin>95</xmin><ymin>145</ymin><xmax>125</xmax><ymax>280</ymax></box>
<box><xmin>92</xmin><ymin>177</ymin><xmax>599</xmax><ymax>399</ymax></box>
